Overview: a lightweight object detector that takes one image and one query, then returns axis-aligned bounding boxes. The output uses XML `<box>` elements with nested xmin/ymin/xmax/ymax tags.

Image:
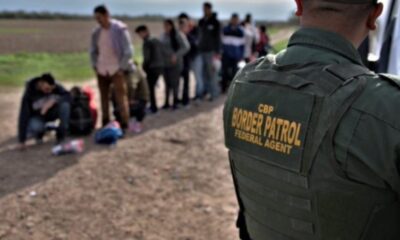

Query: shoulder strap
<box><xmin>324</xmin><ymin>63</ymin><xmax>375</xmax><ymax>83</ymax></box>
<box><xmin>301</xmin><ymin>64</ymin><xmax>372</xmax><ymax>176</ymax></box>
<box><xmin>379</xmin><ymin>73</ymin><xmax>400</xmax><ymax>89</ymax></box>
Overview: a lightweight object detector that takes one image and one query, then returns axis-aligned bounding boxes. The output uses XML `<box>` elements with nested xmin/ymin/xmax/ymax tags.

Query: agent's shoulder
<box><xmin>352</xmin><ymin>73</ymin><xmax>400</xmax><ymax>129</ymax></box>
<box><xmin>233</xmin><ymin>57</ymin><xmax>271</xmax><ymax>81</ymax></box>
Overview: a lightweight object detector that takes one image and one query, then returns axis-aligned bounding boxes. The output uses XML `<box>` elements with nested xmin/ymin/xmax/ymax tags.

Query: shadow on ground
<box><xmin>0</xmin><ymin>96</ymin><xmax>225</xmax><ymax>199</ymax></box>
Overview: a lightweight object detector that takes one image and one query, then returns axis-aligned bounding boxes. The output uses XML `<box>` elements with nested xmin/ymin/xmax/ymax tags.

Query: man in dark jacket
<box><xmin>135</xmin><ymin>25</ymin><xmax>164</xmax><ymax>113</ymax></box>
<box><xmin>197</xmin><ymin>2</ymin><xmax>222</xmax><ymax>100</ymax></box>
<box><xmin>18</xmin><ymin>73</ymin><xmax>71</xmax><ymax>149</ymax></box>
<box><xmin>178</xmin><ymin>14</ymin><xmax>198</xmax><ymax>106</ymax></box>
<box><xmin>179</xmin><ymin>13</ymin><xmax>202</xmax><ymax>104</ymax></box>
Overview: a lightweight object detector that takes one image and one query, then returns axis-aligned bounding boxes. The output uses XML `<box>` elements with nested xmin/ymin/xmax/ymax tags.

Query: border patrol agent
<box><xmin>224</xmin><ymin>0</ymin><xmax>400</xmax><ymax>239</ymax></box>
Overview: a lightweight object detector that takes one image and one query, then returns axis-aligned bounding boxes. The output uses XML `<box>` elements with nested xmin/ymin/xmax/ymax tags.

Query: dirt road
<box><xmin>0</xmin><ymin>28</ymin><xmax>295</xmax><ymax>240</ymax></box>
<box><xmin>0</xmin><ymin>85</ymin><xmax>240</xmax><ymax>239</ymax></box>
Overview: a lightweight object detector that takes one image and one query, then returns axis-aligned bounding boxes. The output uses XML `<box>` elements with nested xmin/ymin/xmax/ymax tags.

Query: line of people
<box><xmin>17</xmin><ymin>2</ymin><xmax>272</xmax><ymax>148</ymax></box>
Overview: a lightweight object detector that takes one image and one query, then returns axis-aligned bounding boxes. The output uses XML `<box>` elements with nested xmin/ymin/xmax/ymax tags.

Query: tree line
<box><xmin>0</xmin><ymin>11</ymin><xmax>165</xmax><ymax>21</ymax></box>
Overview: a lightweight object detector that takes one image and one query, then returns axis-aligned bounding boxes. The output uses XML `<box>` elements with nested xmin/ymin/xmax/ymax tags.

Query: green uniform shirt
<box><xmin>277</xmin><ymin>28</ymin><xmax>400</xmax><ymax>196</ymax></box>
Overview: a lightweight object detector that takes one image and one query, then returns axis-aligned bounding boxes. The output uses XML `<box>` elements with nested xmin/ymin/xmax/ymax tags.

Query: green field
<box><xmin>0</xmin><ymin>53</ymin><xmax>92</xmax><ymax>86</ymax></box>
<box><xmin>273</xmin><ymin>39</ymin><xmax>289</xmax><ymax>52</ymax></box>
<box><xmin>0</xmin><ymin>45</ymin><xmax>143</xmax><ymax>86</ymax></box>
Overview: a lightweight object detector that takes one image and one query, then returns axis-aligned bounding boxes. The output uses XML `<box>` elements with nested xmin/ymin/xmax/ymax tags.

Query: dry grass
<box><xmin>0</xmin><ymin>19</ymin><xmax>163</xmax><ymax>54</ymax></box>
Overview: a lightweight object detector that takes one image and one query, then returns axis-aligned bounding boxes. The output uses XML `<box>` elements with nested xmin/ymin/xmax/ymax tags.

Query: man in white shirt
<box><xmin>90</xmin><ymin>5</ymin><xmax>134</xmax><ymax>131</ymax></box>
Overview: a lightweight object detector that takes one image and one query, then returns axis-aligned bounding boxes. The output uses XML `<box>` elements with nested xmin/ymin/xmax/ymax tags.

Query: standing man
<box><xmin>178</xmin><ymin>13</ymin><xmax>201</xmax><ymax>104</ymax></box>
<box><xmin>242</xmin><ymin>13</ymin><xmax>260</xmax><ymax>63</ymax></box>
<box><xmin>224</xmin><ymin>0</ymin><xmax>400</xmax><ymax>239</ymax></box>
<box><xmin>90</xmin><ymin>5</ymin><xmax>133</xmax><ymax>131</ymax></box>
<box><xmin>178</xmin><ymin>16</ymin><xmax>195</xmax><ymax>107</ymax></box>
<box><xmin>221</xmin><ymin>13</ymin><xmax>245</xmax><ymax>93</ymax></box>
<box><xmin>135</xmin><ymin>25</ymin><xmax>164</xmax><ymax>113</ymax></box>
<box><xmin>198</xmin><ymin>2</ymin><xmax>222</xmax><ymax>101</ymax></box>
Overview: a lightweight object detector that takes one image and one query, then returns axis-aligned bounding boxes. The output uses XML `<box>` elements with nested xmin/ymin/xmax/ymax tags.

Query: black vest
<box><xmin>223</xmin><ymin>58</ymin><xmax>400</xmax><ymax>240</ymax></box>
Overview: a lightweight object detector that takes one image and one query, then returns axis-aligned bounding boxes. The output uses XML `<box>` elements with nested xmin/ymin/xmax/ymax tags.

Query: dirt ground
<box><xmin>0</xmin><ymin>28</ymin><xmax>294</xmax><ymax>239</ymax></box>
<box><xmin>0</xmin><ymin>80</ymin><xmax>239</xmax><ymax>240</ymax></box>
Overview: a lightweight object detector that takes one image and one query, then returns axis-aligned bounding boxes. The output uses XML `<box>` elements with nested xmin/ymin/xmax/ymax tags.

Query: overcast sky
<box><xmin>0</xmin><ymin>0</ymin><xmax>296</xmax><ymax>21</ymax></box>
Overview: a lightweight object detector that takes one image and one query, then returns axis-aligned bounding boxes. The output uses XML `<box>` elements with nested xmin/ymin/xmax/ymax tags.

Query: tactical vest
<box><xmin>224</xmin><ymin>57</ymin><xmax>400</xmax><ymax>240</ymax></box>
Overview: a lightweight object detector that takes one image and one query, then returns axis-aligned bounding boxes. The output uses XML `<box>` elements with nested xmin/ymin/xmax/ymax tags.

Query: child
<box><xmin>113</xmin><ymin>67</ymin><xmax>150</xmax><ymax>133</ymax></box>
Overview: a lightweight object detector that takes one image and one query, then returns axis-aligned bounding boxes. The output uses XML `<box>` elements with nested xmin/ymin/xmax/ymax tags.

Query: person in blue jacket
<box><xmin>221</xmin><ymin>13</ymin><xmax>245</xmax><ymax>93</ymax></box>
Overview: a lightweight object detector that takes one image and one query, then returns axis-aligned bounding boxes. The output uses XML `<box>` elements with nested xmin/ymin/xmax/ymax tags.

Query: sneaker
<box><xmin>131</xmin><ymin>122</ymin><xmax>143</xmax><ymax>134</ymax></box>
<box><xmin>172</xmin><ymin>105</ymin><xmax>180</xmax><ymax>111</ymax></box>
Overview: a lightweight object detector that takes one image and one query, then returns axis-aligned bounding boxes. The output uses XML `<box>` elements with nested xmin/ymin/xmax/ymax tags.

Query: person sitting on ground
<box><xmin>135</xmin><ymin>25</ymin><xmax>165</xmax><ymax>114</ymax></box>
<box><xmin>113</xmin><ymin>67</ymin><xmax>150</xmax><ymax>133</ymax></box>
<box><xmin>18</xmin><ymin>73</ymin><xmax>71</xmax><ymax>149</ymax></box>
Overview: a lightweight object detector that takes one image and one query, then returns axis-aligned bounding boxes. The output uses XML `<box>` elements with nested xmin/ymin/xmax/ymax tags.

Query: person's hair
<box><xmin>260</xmin><ymin>25</ymin><xmax>267</xmax><ymax>33</ymax></box>
<box><xmin>164</xmin><ymin>19</ymin><xmax>179</xmax><ymax>52</ymax></box>
<box><xmin>135</xmin><ymin>25</ymin><xmax>148</xmax><ymax>33</ymax></box>
<box><xmin>231</xmin><ymin>13</ymin><xmax>239</xmax><ymax>19</ymax></box>
<box><xmin>203</xmin><ymin>2</ymin><xmax>212</xmax><ymax>9</ymax></box>
<box><xmin>302</xmin><ymin>0</ymin><xmax>376</xmax><ymax>23</ymax></box>
<box><xmin>245</xmin><ymin>13</ymin><xmax>252</xmax><ymax>23</ymax></box>
<box><xmin>94</xmin><ymin>5</ymin><xmax>109</xmax><ymax>15</ymax></box>
<box><xmin>39</xmin><ymin>73</ymin><xmax>56</xmax><ymax>85</ymax></box>
<box><xmin>178</xmin><ymin>12</ymin><xmax>190</xmax><ymax>20</ymax></box>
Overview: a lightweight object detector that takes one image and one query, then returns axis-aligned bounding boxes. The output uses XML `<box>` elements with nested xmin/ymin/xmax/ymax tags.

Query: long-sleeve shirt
<box><xmin>142</xmin><ymin>36</ymin><xmax>165</xmax><ymax>72</ymax></box>
<box><xmin>198</xmin><ymin>13</ymin><xmax>222</xmax><ymax>54</ymax></box>
<box><xmin>90</xmin><ymin>19</ymin><xmax>135</xmax><ymax>72</ymax></box>
<box><xmin>276</xmin><ymin>28</ymin><xmax>400</xmax><ymax>196</ymax></box>
<box><xmin>160</xmin><ymin>31</ymin><xmax>190</xmax><ymax>69</ymax></box>
<box><xmin>222</xmin><ymin>24</ymin><xmax>245</xmax><ymax>61</ymax></box>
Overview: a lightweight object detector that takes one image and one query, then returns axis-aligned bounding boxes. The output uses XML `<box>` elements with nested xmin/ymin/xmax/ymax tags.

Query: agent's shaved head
<box><xmin>303</xmin><ymin>0</ymin><xmax>376</xmax><ymax>23</ymax></box>
<box><xmin>295</xmin><ymin>0</ymin><xmax>383</xmax><ymax>47</ymax></box>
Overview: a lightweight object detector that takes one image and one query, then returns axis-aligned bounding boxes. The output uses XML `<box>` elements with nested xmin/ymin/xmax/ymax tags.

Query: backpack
<box><xmin>95</xmin><ymin>121</ymin><xmax>123</xmax><ymax>145</ymax></box>
<box><xmin>69</xmin><ymin>87</ymin><xmax>94</xmax><ymax>136</ymax></box>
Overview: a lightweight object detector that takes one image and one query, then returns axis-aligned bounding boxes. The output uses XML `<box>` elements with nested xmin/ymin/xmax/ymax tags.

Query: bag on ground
<box><xmin>69</xmin><ymin>86</ymin><xmax>95</xmax><ymax>136</ymax></box>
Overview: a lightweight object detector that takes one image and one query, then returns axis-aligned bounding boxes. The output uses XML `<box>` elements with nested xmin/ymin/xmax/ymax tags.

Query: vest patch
<box><xmin>226</xmin><ymin>82</ymin><xmax>315</xmax><ymax>172</ymax></box>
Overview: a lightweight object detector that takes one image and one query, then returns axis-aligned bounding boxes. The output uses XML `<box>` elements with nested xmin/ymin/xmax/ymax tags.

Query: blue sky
<box><xmin>0</xmin><ymin>0</ymin><xmax>296</xmax><ymax>21</ymax></box>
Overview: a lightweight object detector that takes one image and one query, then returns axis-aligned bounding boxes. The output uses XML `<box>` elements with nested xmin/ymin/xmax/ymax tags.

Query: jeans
<box><xmin>146</xmin><ymin>67</ymin><xmax>163</xmax><ymax>112</ymax></box>
<box><xmin>181</xmin><ymin>65</ymin><xmax>190</xmax><ymax>105</ymax></box>
<box><xmin>163</xmin><ymin>66</ymin><xmax>181</xmax><ymax>107</ymax></box>
<box><xmin>130</xmin><ymin>100</ymin><xmax>147</xmax><ymax>122</ymax></box>
<box><xmin>192</xmin><ymin>55</ymin><xmax>204</xmax><ymax>99</ymax></box>
<box><xmin>27</xmin><ymin>101</ymin><xmax>70</xmax><ymax>142</ymax></box>
<box><xmin>97</xmin><ymin>71</ymin><xmax>130</xmax><ymax>129</ymax></box>
<box><xmin>197</xmin><ymin>52</ymin><xmax>219</xmax><ymax>99</ymax></box>
<box><xmin>221</xmin><ymin>56</ymin><xmax>240</xmax><ymax>93</ymax></box>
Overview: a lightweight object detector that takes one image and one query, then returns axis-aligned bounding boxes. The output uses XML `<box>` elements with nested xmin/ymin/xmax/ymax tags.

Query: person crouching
<box><xmin>113</xmin><ymin>67</ymin><xmax>150</xmax><ymax>134</ymax></box>
<box><xmin>18</xmin><ymin>73</ymin><xmax>71</xmax><ymax>150</ymax></box>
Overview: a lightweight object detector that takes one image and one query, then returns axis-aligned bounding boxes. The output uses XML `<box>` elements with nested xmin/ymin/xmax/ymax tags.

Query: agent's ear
<box><xmin>367</xmin><ymin>3</ymin><xmax>383</xmax><ymax>30</ymax></box>
<box><xmin>295</xmin><ymin>0</ymin><xmax>304</xmax><ymax>16</ymax></box>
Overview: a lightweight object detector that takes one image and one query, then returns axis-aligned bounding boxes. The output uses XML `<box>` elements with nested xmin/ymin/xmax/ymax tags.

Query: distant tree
<box><xmin>0</xmin><ymin>11</ymin><xmax>166</xmax><ymax>21</ymax></box>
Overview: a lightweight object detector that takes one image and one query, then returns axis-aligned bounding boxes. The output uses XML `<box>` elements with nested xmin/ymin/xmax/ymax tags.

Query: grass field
<box><xmin>273</xmin><ymin>39</ymin><xmax>289</xmax><ymax>52</ymax></box>
<box><xmin>0</xmin><ymin>19</ymin><xmax>291</xmax><ymax>86</ymax></box>
<box><xmin>0</xmin><ymin>53</ymin><xmax>92</xmax><ymax>86</ymax></box>
<box><xmin>0</xmin><ymin>46</ymin><xmax>144</xmax><ymax>86</ymax></box>
<box><xmin>0</xmin><ymin>19</ymin><xmax>156</xmax><ymax>86</ymax></box>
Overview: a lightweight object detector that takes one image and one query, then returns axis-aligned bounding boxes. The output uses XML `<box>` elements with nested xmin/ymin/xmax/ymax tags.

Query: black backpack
<box><xmin>69</xmin><ymin>87</ymin><xmax>94</xmax><ymax>136</ymax></box>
